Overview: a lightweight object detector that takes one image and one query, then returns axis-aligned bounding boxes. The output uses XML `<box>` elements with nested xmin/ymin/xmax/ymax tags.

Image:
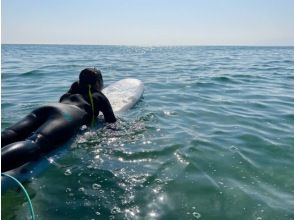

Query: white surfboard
<box><xmin>1</xmin><ymin>78</ymin><xmax>144</xmax><ymax>192</ymax></box>
<box><xmin>103</xmin><ymin>78</ymin><xmax>144</xmax><ymax>113</ymax></box>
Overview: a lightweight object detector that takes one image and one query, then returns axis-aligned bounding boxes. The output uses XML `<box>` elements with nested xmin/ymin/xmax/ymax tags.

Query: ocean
<box><xmin>1</xmin><ymin>44</ymin><xmax>294</xmax><ymax>220</ymax></box>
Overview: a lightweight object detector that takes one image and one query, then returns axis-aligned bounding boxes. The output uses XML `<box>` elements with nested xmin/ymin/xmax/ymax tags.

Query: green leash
<box><xmin>88</xmin><ymin>84</ymin><xmax>95</xmax><ymax>126</ymax></box>
<box><xmin>1</xmin><ymin>173</ymin><xmax>36</xmax><ymax>220</ymax></box>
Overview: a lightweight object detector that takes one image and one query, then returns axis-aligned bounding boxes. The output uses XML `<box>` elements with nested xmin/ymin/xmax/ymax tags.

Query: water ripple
<box><xmin>2</xmin><ymin>45</ymin><xmax>294</xmax><ymax>220</ymax></box>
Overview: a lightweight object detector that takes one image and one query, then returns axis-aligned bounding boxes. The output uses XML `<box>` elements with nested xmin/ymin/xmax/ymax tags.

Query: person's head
<box><xmin>79</xmin><ymin>68</ymin><xmax>103</xmax><ymax>91</ymax></box>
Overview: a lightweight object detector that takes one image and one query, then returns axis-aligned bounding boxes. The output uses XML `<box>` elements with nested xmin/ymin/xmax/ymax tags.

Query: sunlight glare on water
<box><xmin>1</xmin><ymin>45</ymin><xmax>294</xmax><ymax>220</ymax></box>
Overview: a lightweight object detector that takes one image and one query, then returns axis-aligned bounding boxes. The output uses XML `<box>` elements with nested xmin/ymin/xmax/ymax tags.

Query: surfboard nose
<box><xmin>102</xmin><ymin>78</ymin><xmax>144</xmax><ymax>113</ymax></box>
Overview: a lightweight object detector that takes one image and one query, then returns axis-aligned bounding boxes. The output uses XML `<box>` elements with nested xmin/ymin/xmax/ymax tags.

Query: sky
<box><xmin>1</xmin><ymin>0</ymin><xmax>294</xmax><ymax>46</ymax></box>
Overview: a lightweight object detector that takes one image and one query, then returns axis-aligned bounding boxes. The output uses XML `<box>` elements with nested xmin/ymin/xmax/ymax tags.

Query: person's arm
<box><xmin>59</xmin><ymin>81</ymin><xmax>79</xmax><ymax>102</ymax></box>
<box><xmin>59</xmin><ymin>93</ymin><xmax>70</xmax><ymax>102</ymax></box>
<box><xmin>95</xmin><ymin>93</ymin><xmax>116</xmax><ymax>123</ymax></box>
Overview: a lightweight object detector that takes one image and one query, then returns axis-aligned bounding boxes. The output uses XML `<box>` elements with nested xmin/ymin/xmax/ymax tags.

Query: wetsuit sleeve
<box><xmin>59</xmin><ymin>93</ymin><xmax>70</xmax><ymax>102</ymax></box>
<box><xmin>59</xmin><ymin>81</ymin><xmax>79</xmax><ymax>102</ymax></box>
<box><xmin>67</xmin><ymin>81</ymin><xmax>79</xmax><ymax>94</ymax></box>
<box><xmin>94</xmin><ymin>93</ymin><xmax>116</xmax><ymax>123</ymax></box>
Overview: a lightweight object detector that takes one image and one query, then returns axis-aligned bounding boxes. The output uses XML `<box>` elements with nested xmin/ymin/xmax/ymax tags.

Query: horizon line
<box><xmin>2</xmin><ymin>43</ymin><xmax>294</xmax><ymax>48</ymax></box>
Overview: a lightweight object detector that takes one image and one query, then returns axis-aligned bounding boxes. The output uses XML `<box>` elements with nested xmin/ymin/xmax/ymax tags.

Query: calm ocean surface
<box><xmin>1</xmin><ymin>45</ymin><xmax>294</xmax><ymax>220</ymax></box>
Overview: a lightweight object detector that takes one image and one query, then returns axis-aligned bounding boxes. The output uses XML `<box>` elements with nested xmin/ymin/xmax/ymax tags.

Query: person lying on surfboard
<box><xmin>1</xmin><ymin>68</ymin><xmax>116</xmax><ymax>172</ymax></box>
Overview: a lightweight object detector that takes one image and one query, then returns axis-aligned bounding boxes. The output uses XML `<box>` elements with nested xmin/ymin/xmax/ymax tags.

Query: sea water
<box><xmin>1</xmin><ymin>45</ymin><xmax>294</xmax><ymax>220</ymax></box>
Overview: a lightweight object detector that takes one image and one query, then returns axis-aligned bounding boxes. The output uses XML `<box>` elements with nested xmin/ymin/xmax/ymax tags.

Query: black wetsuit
<box><xmin>1</xmin><ymin>81</ymin><xmax>116</xmax><ymax>172</ymax></box>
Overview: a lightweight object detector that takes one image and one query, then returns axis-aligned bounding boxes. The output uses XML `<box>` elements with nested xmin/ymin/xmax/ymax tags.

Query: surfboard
<box><xmin>103</xmin><ymin>78</ymin><xmax>144</xmax><ymax>113</ymax></box>
<box><xmin>1</xmin><ymin>78</ymin><xmax>144</xmax><ymax>192</ymax></box>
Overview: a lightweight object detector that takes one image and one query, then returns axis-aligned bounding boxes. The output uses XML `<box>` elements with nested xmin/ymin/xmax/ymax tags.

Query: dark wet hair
<box><xmin>79</xmin><ymin>68</ymin><xmax>103</xmax><ymax>87</ymax></box>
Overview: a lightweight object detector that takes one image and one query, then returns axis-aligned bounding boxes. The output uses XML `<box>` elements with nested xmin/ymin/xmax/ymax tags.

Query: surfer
<box><xmin>1</xmin><ymin>68</ymin><xmax>116</xmax><ymax>172</ymax></box>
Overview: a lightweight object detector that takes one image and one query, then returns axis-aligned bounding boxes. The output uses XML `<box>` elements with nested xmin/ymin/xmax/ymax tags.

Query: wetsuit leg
<box><xmin>1</xmin><ymin>110</ymin><xmax>46</xmax><ymax>148</ymax></box>
<box><xmin>1</xmin><ymin>140</ymin><xmax>41</xmax><ymax>172</ymax></box>
<box><xmin>1</xmin><ymin>104</ymin><xmax>87</xmax><ymax>172</ymax></box>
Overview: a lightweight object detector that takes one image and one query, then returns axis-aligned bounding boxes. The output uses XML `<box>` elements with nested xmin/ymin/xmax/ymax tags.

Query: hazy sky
<box><xmin>2</xmin><ymin>0</ymin><xmax>294</xmax><ymax>46</ymax></box>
